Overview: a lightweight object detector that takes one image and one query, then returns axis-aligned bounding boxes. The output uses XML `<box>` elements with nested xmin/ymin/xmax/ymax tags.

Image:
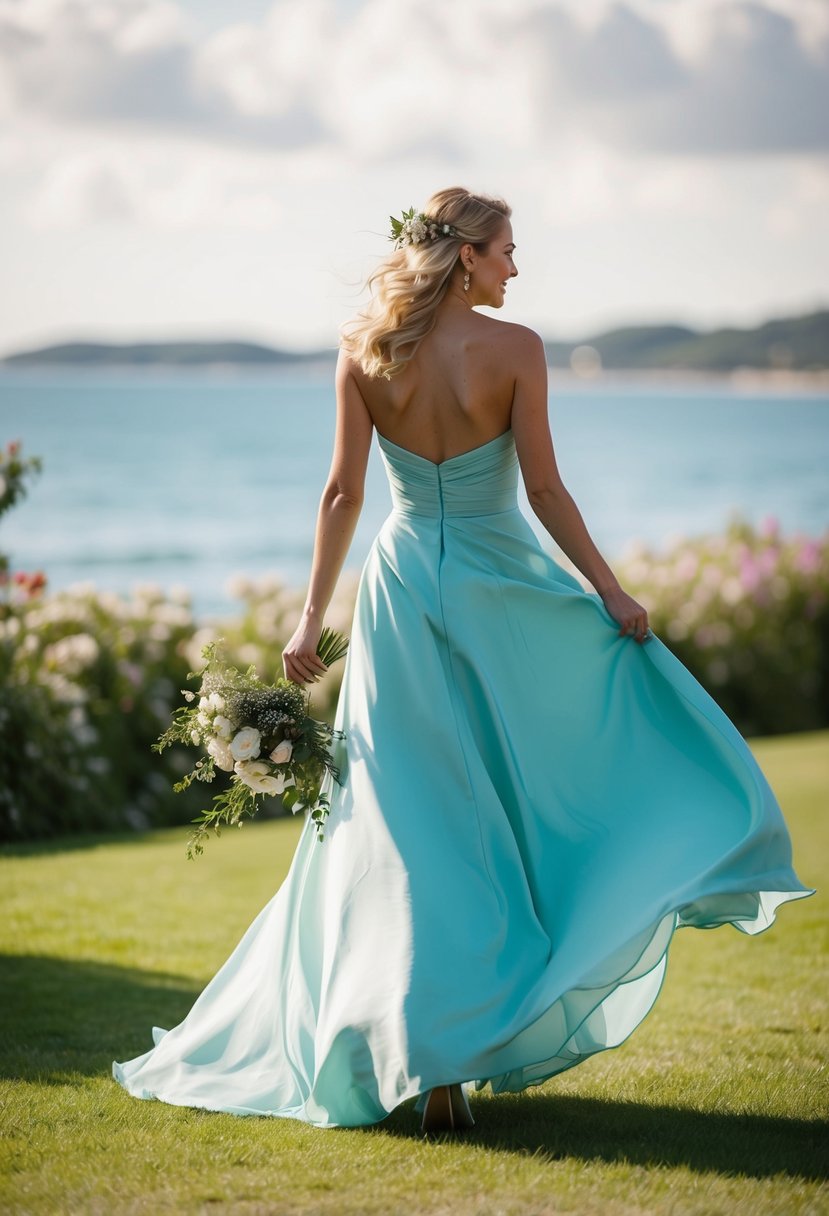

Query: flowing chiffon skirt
<box><xmin>113</xmin><ymin>427</ymin><xmax>815</xmax><ymax>1126</ymax></box>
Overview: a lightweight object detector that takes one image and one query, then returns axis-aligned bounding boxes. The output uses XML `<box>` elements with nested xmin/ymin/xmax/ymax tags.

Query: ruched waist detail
<box><xmin>377</xmin><ymin>429</ymin><xmax>520</xmax><ymax>518</ymax></box>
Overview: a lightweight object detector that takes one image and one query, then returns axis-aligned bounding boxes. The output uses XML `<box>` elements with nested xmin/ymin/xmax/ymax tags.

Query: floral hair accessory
<box><xmin>389</xmin><ymin>206</ymin><xmax>458</xmax><ymax>250</ymax></box>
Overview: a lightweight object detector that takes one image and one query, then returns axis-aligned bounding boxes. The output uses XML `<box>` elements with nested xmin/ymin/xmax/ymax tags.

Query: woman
<box><xmin>114</xmin><ymin>186</ymin><xmax>814</xmax><ymax>1135</ymax></box>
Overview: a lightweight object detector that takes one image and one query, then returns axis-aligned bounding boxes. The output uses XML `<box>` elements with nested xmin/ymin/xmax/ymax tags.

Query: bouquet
<box><xmin>153</xmin><ymin>630</ymin><xmax>348</xmax><ymax>858</ymax></box>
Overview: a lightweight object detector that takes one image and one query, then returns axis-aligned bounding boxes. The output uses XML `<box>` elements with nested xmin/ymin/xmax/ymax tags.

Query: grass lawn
<box><xmin>1</xmin><ymin>729</ymin><xmax>826</xmax><ymax>1216</ymax></box>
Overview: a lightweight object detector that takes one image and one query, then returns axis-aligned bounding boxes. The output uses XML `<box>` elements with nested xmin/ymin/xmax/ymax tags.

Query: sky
<box><xmin>1</xmin><ymin>0</ymin><xmax>828</xmax><ymax>356</ymax></box>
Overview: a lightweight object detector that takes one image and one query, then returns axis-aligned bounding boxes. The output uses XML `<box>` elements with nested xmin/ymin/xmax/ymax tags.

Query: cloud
<box><xmin>0</xmin><ymin>0</ymin><xmax>329</xmax><ymax>149</ymax></box>
<box><xmin>0</xmin><ymin>0</ymin><xmax>826</xmax><ymax>163</ymax></box>
<box><xmin>616</xmin><ymin>0</ymin><xmax>829</xmax><ymax>155</ymax></box>
<box><xmin>25</xmin><ymin>138</ymin><xmax>289</xmax><ymax>230</ymax></box>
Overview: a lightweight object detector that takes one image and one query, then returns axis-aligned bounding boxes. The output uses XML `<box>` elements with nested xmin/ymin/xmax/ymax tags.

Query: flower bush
<box><xmin>0</xmin><ymin>578</ymin><xmax>199</xmax><ymax>838</ymax></box>
<box><xmin>612</xmin><ymin>512</ymin><xmax>829</xmax><ymax>736</ymax></box>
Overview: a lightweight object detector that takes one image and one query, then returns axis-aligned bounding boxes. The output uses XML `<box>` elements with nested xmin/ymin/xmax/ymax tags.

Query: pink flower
<box><xmin>794</xmin><ymin>540</ymin><xmax>821</xmax><ymax>574</ymax></box>
<box><xmin>758</xmin><ymin>548</ymin><xmax>779</xmax><ymax>576</ymax></box>
<box><xmin>739</xmin><ymin>556</ymin><xmax>760</xmax><ymax>592</ymax></box>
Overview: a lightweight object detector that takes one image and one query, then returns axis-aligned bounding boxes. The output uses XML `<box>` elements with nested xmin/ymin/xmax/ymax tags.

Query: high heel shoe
<box><xmin>420</xmin><ymin>1082</ymin><xmax>475</xmax><ymax>1134</ymax></box>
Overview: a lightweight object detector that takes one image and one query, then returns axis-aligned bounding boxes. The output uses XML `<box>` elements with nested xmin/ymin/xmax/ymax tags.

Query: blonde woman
<box><xmin>114</xmin><ymin>187</ymin><xmax>813</xmax><ymax>1136</ymax></box>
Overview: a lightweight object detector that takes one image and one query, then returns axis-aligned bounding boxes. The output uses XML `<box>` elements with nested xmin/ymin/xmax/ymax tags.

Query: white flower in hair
<box><xmin>389</xmin><ymin>206</ymin><xmax>458</xmax><ymax>250</ymax></box>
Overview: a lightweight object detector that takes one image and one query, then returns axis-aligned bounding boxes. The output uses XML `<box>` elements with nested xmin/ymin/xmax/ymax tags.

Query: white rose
<box><xmin>269</xmin><ymin>739</ymin><xmax>293</xmax><ymax>764</ymax></box>
<box><xmin>230</xmin><ymin>726</ymin><xmax>261</xmax><ymax>761</ymax></box>
<box><xmin>207</xmin><ymin>736</ymin><xmax>235</xmax><ymax>772</ymax></box>
<box><xmin>208</xmin><ymin>692</ymin><xmax>225</xmax><ymax>711</ymax></box>
<box><xmin>213</xmin><ymin>714</ymin><xmax>234</xmax><ymax>740</ymax></box>
<box><xmin>198</xmin><ymin>696</ymin><xmax>209</xmax><ymax>708</ymax></box>
<box><xmin>197</xmin><ymin>709</ymin><xmax>212</xmax><ymax>728</ymax></box>
<box><xmin>234</xmin><ymin>759</ymin><xmax>282</xmax><ymax>795</ymax></box>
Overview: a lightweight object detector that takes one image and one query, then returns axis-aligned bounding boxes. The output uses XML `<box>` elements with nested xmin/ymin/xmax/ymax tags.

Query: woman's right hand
<box><xmin>282</xmin><ymin>614</ymin><xmax>329</xmax><ymax>684</ymax></box>
<box><xmin>599</xmin><ymin>584</ymin><xmax>652</xmax><ymax>643</ymax></box>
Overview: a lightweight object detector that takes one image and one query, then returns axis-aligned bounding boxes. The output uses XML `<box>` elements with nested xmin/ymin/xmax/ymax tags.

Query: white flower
<box><xmin>208</xmin><ymin>692</ymin><xmax>225</xmax><ymax>711</ymax></box>
<box><xmin>234</xmin><ymin>759</ymin><xmax>282</xmax><ymax>795</ymax></box>
<box><xmin>213</xmin><ymin>714</ymin><xmax>234</xmax><ymax>740</ymax></box>
<box><xmin>42</xmin><ymin>632</ymin><xmax>100</xmax><ymax>677</ymax></box>
<box><xmin>190</xmin><ymin>729</ymin><xmax>201</xmax><ymax>745</ymax></box>
<box><xmin>182</xmin><ymin>690</ymin><xmax>196</xmax><ymax>702</ymax></box>
<box><xmin>198</xmin><ymin>696</ymin><xmax>210</xmax><ymax>709</ymax></box>
<box><xmin>269</xmin><ymin>739</ymin><xmax>293</xmax><ymax>764</ymax></box>
<box><xmin>197</xmin><ymin>709</ymin><xmax>212</xmax><ymax>728</ymax></box>
<box><xmin>207</xmin><ymin>736</ymin><xmax>235</xmax><ymax>772</ymax></box>
<box><xmin>230</xmin><ymin>726</ymin><xmax>261</xmax><ymax>761</ymax></box>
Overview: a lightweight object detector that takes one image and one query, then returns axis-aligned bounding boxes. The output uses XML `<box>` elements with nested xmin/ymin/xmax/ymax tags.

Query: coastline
<box><xmin>547</xmin><ymin>366</ymin><xmax>829</xmax><ymax>394</ymax></box>
<box><xmin>1</xmin><ymin>361</ymin><xmax>828</xmax><ymax>394</ymax></box>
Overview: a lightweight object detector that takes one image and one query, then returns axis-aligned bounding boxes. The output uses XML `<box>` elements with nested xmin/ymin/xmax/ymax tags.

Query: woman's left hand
<box><xmin>282</xmin><ymin>615</ymin><xmax>329</xmax><ymax>684</ymax></box>
<box><xmin>599</xmin><ymin>584</ymin><xmax>652</xmax><ymax>643</ymax></box>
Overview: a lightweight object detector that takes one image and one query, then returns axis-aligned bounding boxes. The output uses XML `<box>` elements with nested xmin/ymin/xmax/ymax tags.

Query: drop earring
<box><xmin>463</xmin><ymin>270</ymin><xmax>470</xmax><ymax>292</ymax></box>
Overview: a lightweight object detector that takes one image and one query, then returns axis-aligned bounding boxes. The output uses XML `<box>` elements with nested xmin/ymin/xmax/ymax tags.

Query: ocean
<box><xmin>1</xmin><ymin>367</ymin><xmax>827</xmax><ymax>620</ymax></box>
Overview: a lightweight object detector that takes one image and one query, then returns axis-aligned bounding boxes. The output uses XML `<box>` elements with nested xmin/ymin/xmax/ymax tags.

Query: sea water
<box><xmin>1</xmin><ymin>367</ymin><xmax>827</xmax><ymax>619</ymax></box>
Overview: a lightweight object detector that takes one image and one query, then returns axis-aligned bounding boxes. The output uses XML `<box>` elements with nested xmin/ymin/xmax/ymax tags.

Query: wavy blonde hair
<box><xmin>339</xmin><ymin>186</ymin><xmax>512</xmax><ymax>379</ymax></box>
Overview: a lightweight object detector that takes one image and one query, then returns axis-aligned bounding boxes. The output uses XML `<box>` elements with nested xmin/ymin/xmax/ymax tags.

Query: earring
<box><xmin>463</xmin><ymin>270</ymin><xmax>470</xmax><ymax>292</ymax></box>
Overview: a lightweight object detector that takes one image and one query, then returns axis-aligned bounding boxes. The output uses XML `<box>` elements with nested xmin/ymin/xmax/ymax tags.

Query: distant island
<box><xmin>2</xmin><ymin>307</ymin><xmax>827</xmax><ymax>374</ymax></box>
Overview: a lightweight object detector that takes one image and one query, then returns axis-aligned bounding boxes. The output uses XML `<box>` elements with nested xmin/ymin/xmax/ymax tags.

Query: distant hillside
<box><xmin>0</xmin><ymin>340</ymin><xmax>335</xmax><ymax>369</ymax></box>
<box><xmin>2</xmin><ymin>308</ymin><xmax>827</xmax><ymax>372</ymax></box>
<box><xmin>544</xmin><ymin>309</ymin><xmax>829</xmax><ymax>373</ymax></box>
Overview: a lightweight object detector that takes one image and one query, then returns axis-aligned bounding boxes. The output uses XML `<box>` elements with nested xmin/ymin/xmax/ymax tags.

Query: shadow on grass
<box><xmin>369</xmin><ymin>1091</ymin><xmax>828</xmax><ymax>1185</ymax></box>
<box><xmin>0</xmin><ymin>828</ymin><xmax>187</xmax><ymax>859</ymax></box>
<box><xmin>0</xmin><ymin>813</ymin><xmax>295</xmax><ymax>860</ymax></box>
<box><xmin>3</xmin><ymin>954</ymin><xmax>825</xmax><ymax>1186</ymax></box>
<box><xmin>0</xmin><ymin>953</ymin><xmax>200</xmax><ymax>1081</ymax></box>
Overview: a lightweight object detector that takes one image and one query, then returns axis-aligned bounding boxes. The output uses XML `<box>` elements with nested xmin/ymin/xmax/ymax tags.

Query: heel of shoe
<box><xmin>420</xmin><ymin>1083</ymin><xmax>474</xmax><ymax>1134</ymax></box>
<box><xmin>420</xmin><ymin>1085</ymin><xmax>454</xmax><ymax>1134</ymax></box>
<box><xmin>449</xmin><ymin>1082</ymin><xmax>475</xmax><ymax>1129</ymax></box>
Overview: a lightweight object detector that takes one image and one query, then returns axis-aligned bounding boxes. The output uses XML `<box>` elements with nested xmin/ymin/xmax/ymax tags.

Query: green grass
<box><xmin>1</xmin><ymin>731</ymin><xmax>827</xmax><ymax>1216</ymax></box>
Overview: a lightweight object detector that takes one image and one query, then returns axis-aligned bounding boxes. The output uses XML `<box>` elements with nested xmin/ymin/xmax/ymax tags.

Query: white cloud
<box><xmin>1</xmin><ymin>0</ymin><xmax>826</xmax><ymax>163</ymax></box>
<box><xmin>0</xmin><ymin>0</ymin><xmax>826</xmax><ymax>352</ymax></box>
<box><xmin>25</xmin><ymin>136</ymin><xmax>288</xmax><ymax>230</ymax></box>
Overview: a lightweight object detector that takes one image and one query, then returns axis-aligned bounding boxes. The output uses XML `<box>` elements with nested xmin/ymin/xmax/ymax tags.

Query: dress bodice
<box><xmin>377</xmin><ymin>428</ymin><xmax>519</xmax><ymax>518</ymax></box>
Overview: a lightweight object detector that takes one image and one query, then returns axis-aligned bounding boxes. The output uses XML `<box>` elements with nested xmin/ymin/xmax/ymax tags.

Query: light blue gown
<box><xmin>113</xmin><ymin>428</ymin><xmax>815</xmax><ymax>1127</ymax></box>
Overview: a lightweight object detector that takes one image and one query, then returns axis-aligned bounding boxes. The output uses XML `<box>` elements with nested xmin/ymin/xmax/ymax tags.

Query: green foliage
<box><xmin>0</xmin><ymin>438</ymin><xmax>44</xmax><ymax>592</ymax></box>
<box><xmin>0</xmin><ymin>438</ymin><xmax>42</xmax><ymax>520</ymax></box>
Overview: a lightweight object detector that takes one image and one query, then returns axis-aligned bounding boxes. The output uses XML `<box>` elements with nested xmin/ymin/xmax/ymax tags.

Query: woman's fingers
<box><xmin>282</xmin><ymin>651</ymin><xmax>329</xmax><ymax>684</ymax></box>
<box><xmin>618</xmin><ymin>616</ymin><xmax>650</xmax><ymax>642</ymax></box>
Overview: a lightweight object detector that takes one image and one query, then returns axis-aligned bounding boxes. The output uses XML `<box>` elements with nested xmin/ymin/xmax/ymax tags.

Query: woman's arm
<box><xmin>282</xmin><ymin>351</ymin><xmax>374</xmax><ymax>683</ymax></box>
<box><xmin>510</xmin><ymin>328</ymin><xmax>651</xmax><ymax>642</ymax></box>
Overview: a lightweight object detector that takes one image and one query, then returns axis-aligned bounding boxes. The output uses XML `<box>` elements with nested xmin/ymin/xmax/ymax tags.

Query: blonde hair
<box><xmin>339</xmin><ymin>186</ymin><xmax>512</xmax><ymax>379</ymax></box>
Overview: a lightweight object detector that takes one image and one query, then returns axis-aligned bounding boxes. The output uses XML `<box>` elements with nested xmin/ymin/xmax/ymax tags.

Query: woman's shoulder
<box><xmin>336</xmin><ymin>345</ymin><xmax>367</xmax><ymax>385</ymax></box>
<box><xmin>475</xmin><ymin>316</ymin><xmax>546</xmax><ymax>358</ymax></box>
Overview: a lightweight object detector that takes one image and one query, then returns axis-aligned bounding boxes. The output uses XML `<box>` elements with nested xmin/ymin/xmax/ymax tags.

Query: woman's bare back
<box><xmin>349</xmin><ymin>308</ymin><xmax>525</xmax><ymax>465</ymax></box>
